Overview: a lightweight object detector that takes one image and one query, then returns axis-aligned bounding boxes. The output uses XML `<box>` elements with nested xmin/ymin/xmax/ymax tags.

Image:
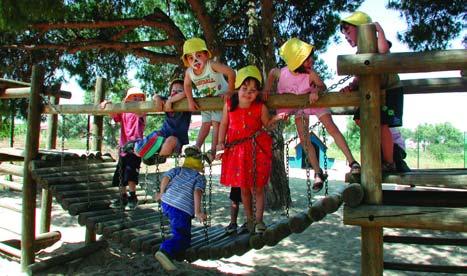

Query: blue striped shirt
<box><xmin>161</xmin><ymin>167</ymin><xmax>206</xmax><ymax>216</ymax></box>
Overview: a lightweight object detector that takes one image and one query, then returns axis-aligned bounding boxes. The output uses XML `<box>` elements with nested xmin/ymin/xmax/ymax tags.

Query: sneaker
<box><xmin>349</xmin><ymin>161</ymin><xmax>361</xmax><ymax>174</ymax></box>
<box><xmin>155</xmin><ymin>250</ymin><xmax>176</xmax><ymax>271</ymax></box>
<box><xmin>110</xmin><ymin>194</ymin><xmax>128</xmax><ymax>209</ymax></box>
<box><xmin>225</xmin><ymin>223</ymin><xmax>238</xmax><ymax>234</ymax></box>
<box><xmin>127</xmin><ymin>196</ymin><xmax>138</xmax><ymax>210</ymax></box>
<box><xmin>255</xmin><ymin>221</ymin><xmax>267</xmax><ymax>234</ymax></box>
<box><xmin>142</xmin><ymin>154</ymin><xmax>167</xmax><ymax>166</ymax></box>
<box><xmin>313</xmin><ymin>169</ymin><xmax>327</xmax><ymax>193</ymax></box>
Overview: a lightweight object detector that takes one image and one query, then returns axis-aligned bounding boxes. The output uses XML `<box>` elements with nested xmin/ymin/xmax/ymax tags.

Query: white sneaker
<box><xmin>155</xmin><ymin>251</ymin><xmax>176</xmax><ymax>271</ymax></box>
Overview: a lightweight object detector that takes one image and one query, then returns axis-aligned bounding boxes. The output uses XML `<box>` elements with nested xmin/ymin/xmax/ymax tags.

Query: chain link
<box><xmin>321</xmin><ymin>126</ymin><xmax>329</xmax><ymax>196</ymax></box>
<box><xmin>155</xmin><ymin>163</ymin><xmax>165</xmax><ymax>240</ymax></box>
<box><xmin>284</xmin><ymin>141</ymin><xmax>290</xmax><ymax>218</ymax></box>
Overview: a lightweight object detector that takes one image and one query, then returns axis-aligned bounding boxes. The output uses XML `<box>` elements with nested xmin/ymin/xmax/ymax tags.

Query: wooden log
<box><xmin>40</xmin><ymin>172</ymin><xmax>115</xmax><ymax>187</ymax></box>
<box><xmin>42</xmin><ymin>91</ymin><xmax>362</xmax><ymax>115</ymax></box>
<box><xmin>383</xmin><ymin>171</ymin><xmax>467</xmax><ymax>190</ymax></box>
<box><xmin>231</xmin><ymin>233</ymin><xmax>252</xmax><ymax>257</ymax></box>
<box><xmin>68</xmin><ymin>200</ymin><xmax>112</xmax><ymax>216</ymax></box>
<box><xmin>52</xmin><ymin>181</ymin><xmax>114</xmax><ymax>192</ymax></box>
<box><xmin>249</xmin><ymin>233</ymin><xmax>266</xmax><ymax>250</ymax></box>
<box><xmin>21</xmin><ymin>65</ymin><xmax>43</xmax><ymax>271</ymax></box>
<box><xmin>344</xmin><ymin>205</ymin><xmax>467</xmax><ymax>232</ymax></box>
<box><xmin>32</xmin><ymin>162</ymin><xmax>116</xmax><ymax>176</ymax></box>
<box><xmin>56</xmin><ymin>187</ymin><xmax>120</xmax><ymax>200</ymax></box>
<box><xmin>383</xmin><ymin>189</ymin><xmax>467</xmax><ymax>207</ymax></box>
<box><xmin>197</xmin><ymin>234</ymin><xmax>232</xmax><ymax>260</ymax></box>
<box><xmin>0</xmin><ymin>241</ymin><xmax>22</xmax><ymax>258</ymax></box>
<box><xmin>35</xmin><ymin>167</ymin><xmax>116</xmax><ymax>180</ymax></box>
<box><xmin>384</xmin><ymin>262</ymin><xmax>467</xmax><ymax>274</ymax></box>
<box><xmin>383</xmin><ymin>235</ymin><xmax>467</xmax><ymax>246</ymax></box>
<box><xmin>103</xmin><ymin>213</ymin><xmax>163</xmax><ymax>239</ymax></box>
<box><xmin>320</xmin><ymin>193</ymin><xmax>343</xmax><ymax>214</ymax></box>
<box><xmin>356</xmin><ymin>24</ymin><xmax>384</xmax><ymax>276</ymax></box>
<box><xmin>263</xmin><ymin>220</ymin><xmax>291</xmax><ymax>246</ymax></box>
<box><xmin>60</xmin><ymin>190</ymin><xmax>146</xmax><ymax>210</ymax></box>
<box><xmin>0</xmin><ymin>201</ymin><xmax>22</xmax><ymax>212</ymax></box>
<box><xmin>29</xmin><ymin>155</ymin><xmax>113</xmax><ymax>169</ymax></box>
<box><xmin>401</xmin><ymin>77</ymin><xmax>467</xmax><ymax>94</ymax></box>
<box><xmin>288</xmin><ymin>213</ymin><xmax>312</xmax><ymax>234</ymax></box>
<box><xmin>0</xmin><ymin>163</ymin><xmax>24</xmax><ymax>176</ymax></box>
<box><xmin>27</xmin><ymin>240</ymin><xmax>108</xmax><ymax>274</ymax></box>
<box><xmin>342</xmin><ymin>183</ymin><xmax>364</xmax><ymax>207</ymax></box>
<box><xmin>184</xmin><ymin>227</ymin><xmax>226</xmax><ymax>261</ymax></box>
<box><xmin>92</xmin><ymin>78</ymin><xmax>105</xmax><ymax>151</ymax></box>
<box><xmin>337</xmin><ymin>49</ymin><xmax>467</xmax><ymax>75</ymax></box>
<box><xmin>308</xmin><ymin>200</ymin><xmax>327</xmax><ymax>222</ymax></box>
<box><xmin>1</xmin><ymin>86</ymin><xmax>72</xmax><ymax>99</ymax></box>
<box><xmin>2</xmin><ymin>231</ymin><xmax>61</xmax><ymax>252</ymax></box>
<box><xmin>86</xmin><ymin>208</ymin><xmax>155</xmax><ymax>230</ymax></box>
<box><xmin>0</xmin><ymin>178</ymin><xmax>22</xmax><ymax>191</ymax></box>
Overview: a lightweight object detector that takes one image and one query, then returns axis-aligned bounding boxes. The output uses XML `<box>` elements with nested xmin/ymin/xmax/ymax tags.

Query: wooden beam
<box><xmin>91</xmin><ymin>77</ymin><xmax>105</xmax><ymax>151</ymax></box>
<box><xmin>1</xmin><ymin>87</ymin><xmax>72</xmax><ymax>99</ymax></box>
<box><xmin>0</xmin><ymin>163</ymin><xmax>24</xmax><ymax>176</ymax></box>
<box><xmin>357</xmin><ymin>23</ymin><xmax>383</xmax><ymax>276</ymax></box>
<box><xmin>344</xmin><ymin>205</ymin><xmax>467</xmax><ymax>232</ymax></box>
<box><xmin>42</xmin><ymin>91</ymin><xmax>361</xmax><ymax>114</ymax></box>
<box><xmin>0</xmin><ymin>178</ymin><xmax>22</xmax><ymax>191</ymax></box>
<box><xmin>401</xmin><ymin>77</ymin><xmax>467</xmax><ymax>94</ymax></box>
<box><xmin>383</xmin><ymin>235</ymin><xmax>467</xmax><ymax>246</ymax></box>
<box><xmin>337</xmin><ymin>49</ymin><xmax>467</xmax><ymax>75</ymax></box>
<box><xmin>383</xmin><ymin>189</ymin><xmax>467</xmax><ymax>207</ymax></box>
<box><xmin>21</xmin><ymin>65</ymin><xmax>43</xmax><ymax>271</ymax></box>
<box><xmin>383</xmin><ymin>170</ymin><xmax>467</xmax><ymax>190</ymax></box>
<box><xmin>384</xmin><ymin>262</ymin><xmax>467</xmax><ymax>273</ymax></box>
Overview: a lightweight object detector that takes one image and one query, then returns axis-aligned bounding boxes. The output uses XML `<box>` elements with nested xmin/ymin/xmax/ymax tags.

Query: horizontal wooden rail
<box><xmin>1</xmin><ymin>87</ymin><xmax>72</xmax><ymax>99</ymax></box>
<box><xmin>337</xmin><ymin>49</ymin><xmax>467</xmax><ymax>75</ymax></box>
<box><xmin>343</xmin><ymin>205</ymin><xmax>467</xmax><ymax>232</ymax></box>
<box><xmin>401</xmin><ymin>77</ymin><xmax>467</xmax><ymax>94</ymax></box>
<box><xmin>42</xmin><ymin>91</ymin><xmax>361</xmax><ymax>114</ymax></box>
<box><xmin>384</xmin><ymin>262</ymin><xmax>467</xmax><ymax>273</ymax></box>
<box><xmin>383</xmin><ymin>235</ymin><xmax>467</xmax><ymax>246</ymax></box>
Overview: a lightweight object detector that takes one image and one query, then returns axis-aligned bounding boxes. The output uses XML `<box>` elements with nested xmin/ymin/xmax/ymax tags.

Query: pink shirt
<box><xmin>276</xmin><ymin>67</ymin><xmax>329</xmax><ymax>117</ymax></box>
<box><xmin>112</xmin><ymin>113</ymin><xmax>146</xmax><ymax>155</ymax></box>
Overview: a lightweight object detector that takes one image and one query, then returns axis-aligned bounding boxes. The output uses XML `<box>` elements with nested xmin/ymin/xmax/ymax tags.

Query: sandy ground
<box><xmin>0</xmin><ymin>160</ymin><xmax>466</xmax><ymax>275</ymax></box>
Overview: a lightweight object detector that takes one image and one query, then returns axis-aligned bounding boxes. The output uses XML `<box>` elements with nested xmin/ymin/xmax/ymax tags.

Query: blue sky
<box><xmin>61</xmin><ymin>0</ymin><xmax>466</xmax><ymax>132</ymax></box>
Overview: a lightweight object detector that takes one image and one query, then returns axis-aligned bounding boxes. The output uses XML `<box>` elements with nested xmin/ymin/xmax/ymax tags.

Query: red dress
<box><xmin>220</xmin><ymin>101</ymin><xmax>272</xmax><ymax>189</ymax></box>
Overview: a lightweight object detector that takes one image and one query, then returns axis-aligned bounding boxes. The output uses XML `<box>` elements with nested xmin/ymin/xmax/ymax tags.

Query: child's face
<box><xmin>127</xmin><ymin>94</ymin><xmax>145</xmax><ymax>102</ymax></box>
<box><xmin>170</xmin><ymin>83</ymin><xmax>184</xmax><ymax>97</ymax></box>
<box><xmin>238</xmin><ymin>79</ymin><xmax>259</xmax><ymax>103</ymax></box>
<box><xmin>302</xmin><ymin>55</ymin><xmax>314</xmax><ymax>70</ymax></box>
<box><xmin>341</xmin><ymin>24</ymin><xmax>358</xmax><ymax>47</ymax></box>
<box><xmin>186</xmin><ymin>51</ymin><xmax>209</xmax><ymax>71</ymax></box>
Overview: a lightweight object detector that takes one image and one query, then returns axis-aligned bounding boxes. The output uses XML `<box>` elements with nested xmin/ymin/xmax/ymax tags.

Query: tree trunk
<box><xmin>260</xmin><ymin>0</ymin><xmax>290</xmax><ymax>210</ymax></box>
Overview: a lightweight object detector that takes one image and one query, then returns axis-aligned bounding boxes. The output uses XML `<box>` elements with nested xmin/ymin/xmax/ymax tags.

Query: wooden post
<box><xmin>21</xmin><ymin>65</ymin><xmax>44</xmax><ymax>271</ymax></box>
<box><xmin>91</xmin><ymin>77</ymin><xmax>105</xmax><ymax>152</ymax></box>
<box><xmin>357</xmin><ymin>24</ymin><xmax>383</xmax><ymax>275</ymax></box>
<box><xmin>40</xmin><ymin>95</ymin><xmax>59</xmax><ymax>234</ymax></box>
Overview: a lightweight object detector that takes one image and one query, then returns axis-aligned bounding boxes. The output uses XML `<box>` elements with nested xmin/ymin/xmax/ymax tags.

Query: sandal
<box><xmin>349</xmin><ymin>161</ymin><xmax>361</xmax><ymax>175</ymax></box>
<box><xmin>313</xmin><ymin>169</ymin><xmax>327</xmax><ymax>193</ymax></box>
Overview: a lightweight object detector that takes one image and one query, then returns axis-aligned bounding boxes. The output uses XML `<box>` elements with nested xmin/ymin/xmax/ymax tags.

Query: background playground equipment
<box><xmin>0</xmin><ymin>27</ymin><xmax>466</xmax><ymax>273</ymax></box>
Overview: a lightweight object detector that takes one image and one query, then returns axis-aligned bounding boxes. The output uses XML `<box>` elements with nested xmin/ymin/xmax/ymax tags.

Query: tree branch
<box><xmin>187</xmin><ymin>0</ymin><xmax>219</xmax><ymax>56</ymax></box>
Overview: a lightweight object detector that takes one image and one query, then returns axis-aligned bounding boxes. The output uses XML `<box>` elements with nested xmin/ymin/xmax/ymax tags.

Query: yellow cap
<box><xmin>235</xmin><ymin>65</ymin><xmax>262</xmax><ymax>89</ymax></box>
<box><xmin>341</xmin><ymin>11</ymin><xmax>372</xmax><ymax>26</ymax></box>
<box><xmin>279</xmin><ymin>38</ymin><xmax>314</xmax><ymax>72</ymax></box>
<box><xmin>124</xmin><ymin>87</ymin><xmax>146</xmax><ymax>102</ymax></box>
<box><xmin>181</xmin><ymin>38</ymin><xmax>212</xmax><ymax>67</ymax></box>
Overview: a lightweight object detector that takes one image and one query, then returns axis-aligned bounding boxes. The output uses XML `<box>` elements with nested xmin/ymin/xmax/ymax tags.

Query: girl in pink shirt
<box><xmin>264</xmin><ymin>38</ymin><xmax>360</xmax><ymax>192</ymax></box>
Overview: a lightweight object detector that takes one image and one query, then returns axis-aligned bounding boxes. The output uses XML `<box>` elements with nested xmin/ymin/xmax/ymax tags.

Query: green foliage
<box><xmin>0</xmin><ymin>0</ymin><xmax>64</xmax><ymax>30</ymax></box>
<box><xmin>387</xmin><ymin>0</ymin><xmax>466</xmax><ymax>51</ymax></box>
<box><xmin>343</xmin><ymin>116</ymin><xmax>360</xmax><ymax>152</ymax></box>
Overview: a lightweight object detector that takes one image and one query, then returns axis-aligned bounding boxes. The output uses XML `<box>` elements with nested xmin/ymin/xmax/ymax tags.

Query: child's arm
<box><xmin>215</xmin><ymin>103</ymin><xmax>229</xmax><ymax>158</ymax></box>
<box><xmin>184</xmin><ymin>70</ymin><xmax>199</xmax><ymax>111</ymax></box>
<box><xmin>154</xmin><ymin>175</ymin><xmax>170</xmax><ymax>201</ymax></box>
<box><xmin>194</xmin><ymin>188</ymin><xmax>206</xmax><ymax>223</ymax></box>
<box><xmin>211</xmin><ymin>61</ymin><xmax>236</xmax><ymax>99</ymax></box>
<box><xmin>99</xmin><ymin>100</ymin><xmax>119</xmax><ymax>120</ymax></box>
<box><xmin>261</xmin><ymin>105</ymin><xmax>287</xmax><ymax>128</ymax></box>
<box><xmin>374</xmin><ymin>22</ymin><xmax>390</xmax><ymax>54</ymax></box>
<box><xmin>164</xmin><ymin>91</ymin><xmax>186</xmax><ymax>111</ymax></box>
<box><xmin>263</xmin><ymin>68</ymin><xmax>280</xmax><ymax>101</ymax></box>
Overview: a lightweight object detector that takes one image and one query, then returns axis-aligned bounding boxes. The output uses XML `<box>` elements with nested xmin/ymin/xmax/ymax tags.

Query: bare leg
<box><xmin>381</xmin><ymin>124</ymin><xmax>394</xmax><ymax>164</ymax></box>
<box><xmin>230</xmin><ymin>201</ymin><xmax>239</xmax><ymax>224</ymax></box>
<box><xmin>128</xmin><ymin>181</ymin><xmax>137</xmax><ymax>193</ymax></box>
<box><xmin>195</xmin><ymin>122</ymin><xmax>212</xmax><ymax>149</ymax></box>
<box><xmin>159</xmin><ymin>136</ymin><xmax>178</xmax><ymax>156</ymax></box>
<box><xmin>211</xmin><ymin>121</ymin><xmax>220</xmax><ymax>155</ymax></box>
<box><xmin>295</xmin><ymin>116</ymin><xmax>321</xmax><ymax>172</ymax></box>
<box><xmin>241</xmin><ymin>188</ymin><xmax>253</xmax><ymax>222</ymax></box>
<box><xmin>319</xmin><ymin>114</ymin><xmax>356</xmax><ymax>164</ymax></box>
<box><xmin>254</xmin><ymin>186</ymin><xmax>265</xmax><ymax>223</ymax></box>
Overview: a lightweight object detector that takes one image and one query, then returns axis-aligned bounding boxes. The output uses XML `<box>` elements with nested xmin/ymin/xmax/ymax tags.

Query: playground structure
<box><xmin>0</xmin><ymin>23</ymin><xmax>466</xmax><ymax>274</ymax></box>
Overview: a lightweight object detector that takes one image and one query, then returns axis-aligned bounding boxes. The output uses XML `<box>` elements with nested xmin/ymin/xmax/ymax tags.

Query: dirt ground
<box><xmin>0</xmin><ymin>160</ymin><xmax>466</xmax><ymax>275</ymax></box>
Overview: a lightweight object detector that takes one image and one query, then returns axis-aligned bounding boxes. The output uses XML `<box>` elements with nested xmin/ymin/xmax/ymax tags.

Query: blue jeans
<box><xmin>160</xmin><ymin>202</ymin><xmax>192</xmax><ymax>258</ymax></box>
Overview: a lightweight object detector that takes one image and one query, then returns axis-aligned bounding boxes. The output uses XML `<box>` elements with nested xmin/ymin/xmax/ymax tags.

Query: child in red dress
<box><xmin>217</xmin><ymin>65</ymin><xmax>286</xmax><ymax>234</ymax></box>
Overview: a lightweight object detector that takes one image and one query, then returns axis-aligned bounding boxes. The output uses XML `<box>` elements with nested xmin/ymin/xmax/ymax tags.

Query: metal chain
<box><xmin>284</xmin><ymin>140</ymin><xmax>290</xmax><ymax>218</ymax></box>
<box><xmin>85</xmin><ymin>116</ymin><xmax>91</xmax><ymax>207</ymax></box>
<box><xmin>325</xmin><ymin>75</ymin><xmax>353</xmax><ymax>93</ymax></box>
<box><xmin>321</xmin><ymin>125</ymin><xmax>329</xmax><ymax>196</ymax></box>
<box><xmin>301</xmin><ymin>114</ymin><xmax>314</xmax><ymax>208</ymax></box>
<box><xmin>155</xmin><ymin>162</ymin><xmax>165</xmax><ymax>239</ymax></box>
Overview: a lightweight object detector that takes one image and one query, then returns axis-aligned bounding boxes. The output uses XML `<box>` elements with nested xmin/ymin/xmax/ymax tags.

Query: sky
<box><xmin>61</xmin><ymin>0</ymin><xmax>466</xmax><ymax>132</ymax></box>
